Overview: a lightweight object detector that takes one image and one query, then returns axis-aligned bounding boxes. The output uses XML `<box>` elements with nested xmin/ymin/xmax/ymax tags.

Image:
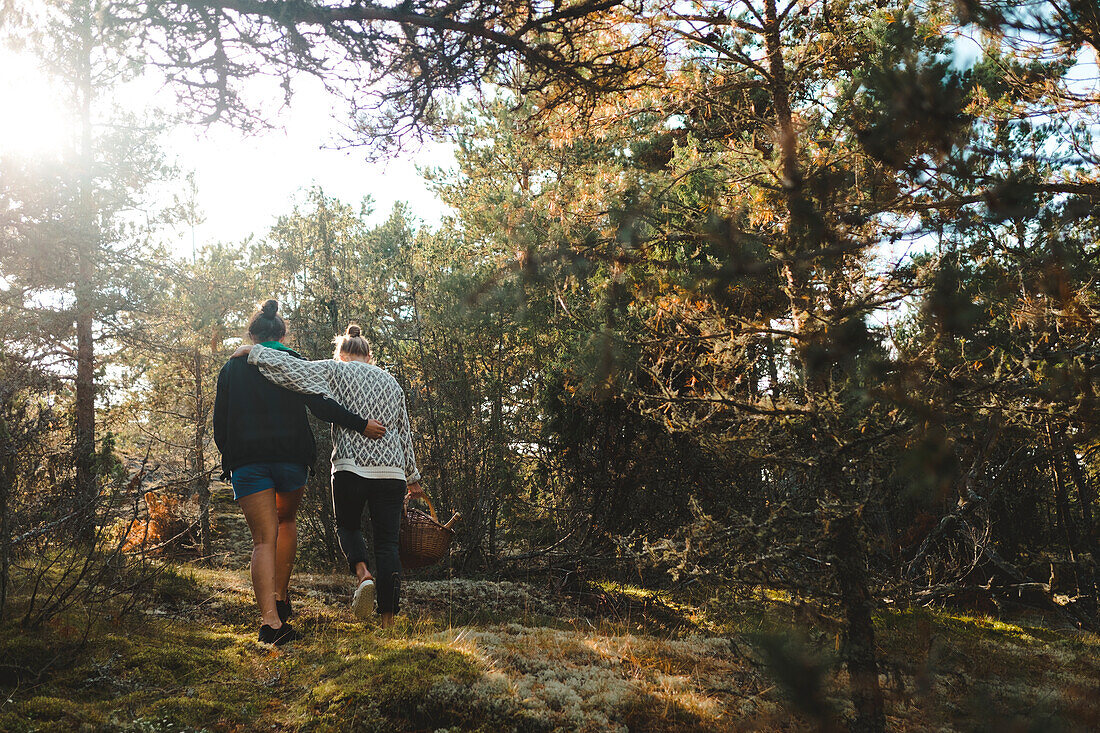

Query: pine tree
<box><xmin>0</xmin><ymin>0</ymin><xmax>166</xmax><ymax>537</ymax></box>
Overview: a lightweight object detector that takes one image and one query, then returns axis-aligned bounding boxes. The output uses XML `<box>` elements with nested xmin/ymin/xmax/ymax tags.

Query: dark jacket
<box><xmin>213</xmin><ymin>350</ymin><xmax>368</xmax><ymax>480</ymax></box>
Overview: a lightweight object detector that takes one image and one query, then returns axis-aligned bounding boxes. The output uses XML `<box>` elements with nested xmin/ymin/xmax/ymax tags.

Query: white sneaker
<box><xmin>351</xmin><ymin>578</ymin><xmax>375</xmax><ymax>620</ymax></box>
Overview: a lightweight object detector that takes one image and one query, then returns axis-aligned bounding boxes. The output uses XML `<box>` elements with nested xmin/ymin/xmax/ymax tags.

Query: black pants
<box><xmin>332</xmin><ymin>472</ymin><xmax>405</xmax><ymax>615</ymax></box>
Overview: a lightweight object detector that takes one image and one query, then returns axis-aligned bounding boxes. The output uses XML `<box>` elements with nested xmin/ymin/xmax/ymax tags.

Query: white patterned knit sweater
<box><xmin>249</xmin><ymin>345</ymin><xmax>420</xmax><ymax>483</ymax></box>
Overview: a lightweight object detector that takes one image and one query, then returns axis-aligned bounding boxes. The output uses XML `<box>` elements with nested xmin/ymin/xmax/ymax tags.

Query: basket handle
<box><xmin>404</xmin><ymin>492</ymin><xmax>439</xmax><ymax>522</ymax></box>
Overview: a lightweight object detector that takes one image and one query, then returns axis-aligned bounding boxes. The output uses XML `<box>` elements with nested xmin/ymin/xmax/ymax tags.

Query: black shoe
<box><xmin>258</xmin><ymin>622</ymin><xmax>299</xmax><ymax>646</ymax></box>
<box><xmin>276</xmin><ymin>597</ymin><xmax>292</xmax><ymax>623</ymax></box>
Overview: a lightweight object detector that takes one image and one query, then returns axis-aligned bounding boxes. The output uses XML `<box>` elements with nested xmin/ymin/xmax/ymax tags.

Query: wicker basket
<box><xmin>399</xmin><ymin>496</ymin><xmax>457</xmax><ymax>570</ymax></box>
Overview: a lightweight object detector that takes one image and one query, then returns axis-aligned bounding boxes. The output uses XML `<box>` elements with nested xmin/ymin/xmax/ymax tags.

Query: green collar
<box><xmin>259</xmin><ymin>341</ymin><xmax>294</xmax><ymax>353</ymax></box>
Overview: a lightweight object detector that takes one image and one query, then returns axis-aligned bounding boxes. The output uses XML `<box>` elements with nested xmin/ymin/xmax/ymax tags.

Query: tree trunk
<box><xmin>762</xmin><ymin>0</ymin><xmax>817</xmax><ymax>396</ymax></box>
<box><xmin>0</xmin><ymin>412</ymin><xmax>12</xmax><ymax>619</ymax></box>
<box><xmin>73</xmin><ymin>0</ymin><xmax>98</xmax><ymax>539</ymax></box>
<box><xmin>487</xmin><ymin>314</ymin><xmax>506</xmax><ymax>562</ymax></box>
<box><xmin>1062</xmin><ymin>442</ymin><xmax>1099</xmax><ymax>545</ymax></box>
<box><xmin>831</xmin><ymin>513</ymin><xmax>887</xmax><ymax>733</ymax></box>
<box><xmin>318</xmin><ymin>290</ymin><xmax>343</xmax><ymax>567</ymax></box>
<box><xmin>409</xmin><ymin>281</ymin><xmax>451</xmax><ymax>507</ymax></box>
<box><xmin>1047</xmin><ymin>422</ymin><xmax>1087</xmax><ymax>600</ymax></box>
<box><xmin>1050</xmin><ymin>452</ymin><xmax>1080</xmax><ymax>564</ymax></box>
<box><xmin>761</xmin><ymin>0</ymin><xmax>800</xmax><ymax>192</ymax></box>
<box><xmin>74</xmin><ymin>303</ymin><xmax>96</xmax><ymax>520</ymax></box>
<box><xmin>1053</xmin><ymin>427</ymin><xmax>1099</xmax><ymax>608</ymax></box>
<box><xmin>764</xmin><ymin>336</ymin><xmax>781</xmax><ymax>398</ymax></box>
<box><xmin>193</xmin><ymin>346</ymin><xmax>212</xmax><ymax>557</ymax></box>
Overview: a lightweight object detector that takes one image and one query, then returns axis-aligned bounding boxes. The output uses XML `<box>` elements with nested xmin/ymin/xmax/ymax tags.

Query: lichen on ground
<box><xmin>0</xmin><ymin>558</ymin><xmax>1098</xmax><ymax>732</ymax></box>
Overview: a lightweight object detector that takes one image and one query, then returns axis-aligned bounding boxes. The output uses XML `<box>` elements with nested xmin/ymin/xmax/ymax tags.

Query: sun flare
<box><xmin>0</xmin><ymin>48</ymin><xmax>72</xmax><ymax>160</ymax></box>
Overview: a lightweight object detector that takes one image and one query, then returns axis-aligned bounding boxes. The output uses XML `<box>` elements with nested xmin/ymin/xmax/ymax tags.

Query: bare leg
<box><xmin>354</xmin><ymin>561</ymin><xmax>374</xmax><ymax>583</ymax></box>
<box><xmin>274</xmin><ymin>487</ymin><xmax>304</xmax><ymax>601</ymax></box>
<box><xmin>380</xmin><ymin>612</ymin><xmax>394</xmax><ymax>629</ymax></box>
<box><xmin>238</xmin><ymin>489</ymin><xmax>281</xmax><ymax>629</ymax></box>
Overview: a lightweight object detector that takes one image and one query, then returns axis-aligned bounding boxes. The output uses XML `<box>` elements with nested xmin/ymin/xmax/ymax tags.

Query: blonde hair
<box><xmin>333</xmin><ymin>324</ymin><xmax>372</xmax><ymax>362</ymax></box>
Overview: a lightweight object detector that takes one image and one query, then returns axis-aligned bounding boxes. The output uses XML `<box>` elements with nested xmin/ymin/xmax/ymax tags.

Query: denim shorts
<box><xmin>230</xmin><ymin>462</ymin><xmax>309</xmax><ymax>500</ymax></box>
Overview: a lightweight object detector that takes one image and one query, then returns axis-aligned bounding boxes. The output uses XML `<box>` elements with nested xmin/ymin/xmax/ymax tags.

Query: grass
<box><xmin>0</xmin><ymin>528</ymin><xmax>1098</xmax><ymax>731</ymax></box>
<box><xmin>872</xmin><ymin>607</ymin><xmax>1100</xmax><ymax>731</ymax></box>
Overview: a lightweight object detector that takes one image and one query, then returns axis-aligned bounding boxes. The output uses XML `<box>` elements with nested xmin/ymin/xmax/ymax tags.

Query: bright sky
<box><xmin>0</xmin><ymin>47</ymin><xmax>453</xmax><ymax>256</ymax></box>
<box><xmin>160</xmin><ymin>77</ymin><xmax>455</xmax><ymax>249</ymax></box>
<box><xmin>0</xmin><ymin>49</ymin><xmax>72</xmax><ymax>158</ymax></box>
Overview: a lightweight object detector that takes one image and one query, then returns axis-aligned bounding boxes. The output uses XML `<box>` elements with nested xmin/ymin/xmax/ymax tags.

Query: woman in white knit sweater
<box><xmin>234</xmin><ymin>324</ymin><xmax>422</xmax><ymax>629</ymax></box>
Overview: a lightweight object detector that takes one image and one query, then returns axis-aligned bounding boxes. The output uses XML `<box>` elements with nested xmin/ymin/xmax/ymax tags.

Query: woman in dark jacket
<box><xmin>235</xmin><ymin>324</ymin><xmax>423</xmax><ymax>631</ymax></box>
<box><xmin>214</xmin><ymin>300</ymin><xmax>385</xmax><ymax>645</ymax></box>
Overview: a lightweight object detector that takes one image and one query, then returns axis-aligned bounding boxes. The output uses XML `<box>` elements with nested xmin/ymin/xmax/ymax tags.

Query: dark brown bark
<box><xmin>764</xmin><ymin>336</ymin><xmax>781</xmax><ymax>398</ymax></box>
<box><xmin>1053</xmin><ymin>426</ymin><xmax>1099</xmax><ymax>607</ymax></box>
<box><xmin>74</xmin><ymin>0</ymin><xmax>98</xmax><ymax>536</ymax></box>
<box><xmin>762</xmin><ymin>0</ymin><xmax>801</xmax><ymax>194</ymax></box>
<box><xmin>762</xmin><ymin>0</ymin><xmax>819</xmax><ymax>397</ymax></box>
<box><xmin>1047</xmin><ymin>422</ymin><xmax>1090</xmax><ymax>600</ymax></box>
<box><xmin>487</xmin><ymin>312</ymin><xmax>506</xmax><ymax>561</ymax></box>
<box><xmin>409</xmin><ymin>281</ymin><xmax>451</xmax><ymax>507</ymax></box>
<box><xmin>109</xmin><ymin>0</ymin><xmax>646</xmax><ymax>142</ymax></box>
<box><xmin>189</xmin><ymin>0</ymin><xmax>622</xmax><ymax>71</ymax></box>
<box><xmin>74</xmin><ymin>306</ymin><xmax>96</xmax><ymax>517</ymax></box>
<box><xmin>831</xmin><ymin>513</ymin><xmax>887</xmax><ymax>733</ymax></box>
<box><xmin>1060</xmin><ymin>436</ymin><xmax>1099</xmax><ymax>547</ymax></box>
<box><xmin>0</xmin><ymin>412</ymin><xmax>11</xmax><ymax>619</ymax></box>
<box><xmin>1049</xmin><ymin>451</ymin><xmax>1080</xmax><ymax>564</ymax></box>
<box><xmin>316</xmin><ymin>219</ymin><xmax>343</xmax><ymax>568</ymax></box>
<box><xmin>193</xmin><ymin>347</ymin><xmax>212</xmax><ymax>557</ymax></box>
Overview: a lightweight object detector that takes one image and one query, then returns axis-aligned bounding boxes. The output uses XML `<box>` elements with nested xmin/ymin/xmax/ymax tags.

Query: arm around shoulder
<box><xmin>248</xmin><ymin>344</ymin><xmax>336</xmax><ymax>397</ymax></box>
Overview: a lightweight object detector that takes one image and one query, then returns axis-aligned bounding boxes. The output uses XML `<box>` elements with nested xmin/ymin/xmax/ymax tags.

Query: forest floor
<box><xmin>2</xmin><ymin>487</ymin><xmax>1099</xmax><ymax>732</ymax></box>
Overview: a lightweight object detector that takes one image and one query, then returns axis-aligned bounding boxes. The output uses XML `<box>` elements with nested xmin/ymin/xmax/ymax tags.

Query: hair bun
<box><xmin>260</xmin><ymin>299</ymin><xmax>279</xmax><ymax>319</ymax></box>
<box><xmin>346</xmin><ymin>324</ymin><xmax>361</xmax><ymax>338</ymax></box>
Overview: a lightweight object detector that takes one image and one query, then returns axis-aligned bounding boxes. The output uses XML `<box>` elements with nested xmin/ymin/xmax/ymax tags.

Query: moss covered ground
<box><xmin>2</xmin><ymin>491</ymin><xmax>1097</xmax><ymax>731</ymax></box>
<box><xmin>1</xmin><ymin>566</ymin><xmax>1097</xmax><ymax>732</ymax></box>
